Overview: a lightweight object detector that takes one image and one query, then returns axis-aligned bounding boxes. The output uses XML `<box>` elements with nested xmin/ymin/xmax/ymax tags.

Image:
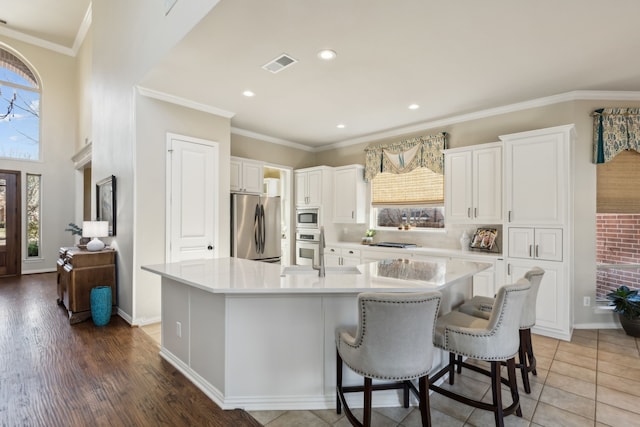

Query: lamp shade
<box><xmin>82</xmin><ymin>221</ymin><xmax>109</xmax><ymax>238</ymax></box>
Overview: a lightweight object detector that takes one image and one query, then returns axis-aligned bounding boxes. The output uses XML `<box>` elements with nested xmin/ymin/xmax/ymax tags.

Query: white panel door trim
<box><xmin>166</xmin><ymin>133</ymin><xmax>220</xmax><ymax>263</ymax></box>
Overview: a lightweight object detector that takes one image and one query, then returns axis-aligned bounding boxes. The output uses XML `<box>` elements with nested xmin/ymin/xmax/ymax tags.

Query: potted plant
<box><xmin>607</xmin><ymin>285</ymin><xmax>640</xmax><ymax>337</ymax></box>
<box><xmin>362</xmin><ymin>229</ymin><xmax>376</xmax><ymax>244</ymax></box>
<box><xmin>65</xmin><ymin>223</ymin><xmax>90</xmax><ymax>247</ymax></box>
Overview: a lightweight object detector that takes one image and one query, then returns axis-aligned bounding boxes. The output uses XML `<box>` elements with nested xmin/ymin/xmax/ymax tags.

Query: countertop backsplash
<box><xmin>331</xmin><ymin>223</ymin><xmax>503</xmax><ymax>253</ymax></box>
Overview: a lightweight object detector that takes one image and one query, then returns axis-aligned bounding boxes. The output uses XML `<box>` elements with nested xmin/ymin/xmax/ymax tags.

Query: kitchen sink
<box><xmin>281</xmin><ymin>266</ymin><xmax>361</xmax><ymax>276</ymax></box>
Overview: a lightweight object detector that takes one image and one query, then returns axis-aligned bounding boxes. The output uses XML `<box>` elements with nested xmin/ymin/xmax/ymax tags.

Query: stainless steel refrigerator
<box><xmin>231</xmin><ymin>193</ymin><xmax>281</xmax><ymax>263</ymax></box>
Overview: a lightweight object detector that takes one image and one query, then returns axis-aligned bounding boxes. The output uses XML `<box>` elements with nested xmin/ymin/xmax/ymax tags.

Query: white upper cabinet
<box><xmin>502</xmin><ymin>126</ymin><xmax>572</xmax><ymax>225</ymax></box>
<box><xmin>333</xmin><ymin>165</ymin><xmax>367</xmax><ymax>224</ymax></box>
<box><xmin>295</xmin><ymin>166</ymin><xmax>333</xmax><ymax>208</ymax></box>
<box><xmin>230</xmin><ymin>156</ymin><xmax>263</xmax><ymax>194</ymax></box>
<box><xmin>444</xmin><ymin>143</ymin><xmax>502</xmax><ymax>223</ymax></box>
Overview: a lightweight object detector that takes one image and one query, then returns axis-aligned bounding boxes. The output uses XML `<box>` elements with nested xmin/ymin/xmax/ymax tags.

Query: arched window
<box><xmin>0</xmin><ymin>47</ymin><xmax>40</xmax><ymax>160</ymax></box>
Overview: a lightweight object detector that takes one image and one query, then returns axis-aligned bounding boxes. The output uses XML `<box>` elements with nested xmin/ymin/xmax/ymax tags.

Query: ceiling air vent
<box><xmin>262</xmin><ymin>53</ymin><xmax>298</xmax><ymax>73</ymax></box>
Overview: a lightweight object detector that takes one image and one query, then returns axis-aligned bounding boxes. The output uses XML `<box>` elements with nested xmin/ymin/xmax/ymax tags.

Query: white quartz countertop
<box><xmin>142</xmin><ymin>257</ymin><xmax>492</xmax><ymax>295</ymax></box>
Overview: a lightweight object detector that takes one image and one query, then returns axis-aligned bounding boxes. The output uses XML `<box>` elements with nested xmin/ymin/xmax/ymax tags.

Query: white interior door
<box><xmin>166</xmin><ymin>133</ymin><xmax>218</xmax><ymax>262</ymax></box>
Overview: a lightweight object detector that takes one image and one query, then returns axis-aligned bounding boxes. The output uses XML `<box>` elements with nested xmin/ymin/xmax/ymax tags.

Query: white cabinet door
<box><xmin>535</xmin><ymin>228</ymin><xmax>563</xmax><ymax>261</ymax></box>
<box><xmin>445</xmin><ymin>151</ymin><xmax>473</xmax><ymax>222</ymax></box>
<box><xmin>242</xmin><ymin>160</ymin><xmax>263</xmax><ymax>194</ymax></box>
<box><xmin>444</xmin><ymin>143</ymin><xmax>501</xmax><ymax>224</ymax></box>
<box><xmin>295</xmin><ymin>172</ymin><xmax>308</xmax><ymax>205</ymax></box>
<box><xmin>473</xmin><ymin>146</ymin><xmax>502</xmax><ymax>222</ymax></box>
<box><xmin>296</xmin><ymin>169</ymin><xmax>324</xmax><ymax>206</ymax></box>
<box><xmin>333</xmin><ymin>165</ymin><xmax>366</xmax><ymax>224</ymax></box>
<box><xmin>503</xmin><ymin>130</ymin><xmax>567</xmax><ymax>225</ymax></box>
<box><xmin>324</xmin><ymin>252</ymin><xmax>341</xmax><ymax>267</ymax></box>
<box><xmin>231</xmin><ymin>157</ymin><xmax>263</xmax><ymax>194</ymax></box>
<box><xmin>506</xmin><ymin>260</ymin><xmax>568</xmax><ymax>340</ymax></box>
<box><xmin>508</xmin><ymin>227</ymin><xmax>535</xmax><ymax>259</ymax></box>
<box><xmin>508</xmin><ymin>227</ymin><xmax>562</xmax><ymax>261</ymax></box>
<box><xmin>306</xmin><ymin>170</ymin><xmax>323</xmax><ymax>206</ymax></box>
<box><xmin>342</xmin><ymin>255</ymin><xmax>361</xmax><ymax>266</ymax></box>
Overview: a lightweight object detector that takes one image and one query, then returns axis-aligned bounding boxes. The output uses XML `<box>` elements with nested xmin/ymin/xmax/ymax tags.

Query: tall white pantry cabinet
<box><xmin>501</xmin><ymin>124</ymin><xmax>575</xmax><ymax>341</ymax></box>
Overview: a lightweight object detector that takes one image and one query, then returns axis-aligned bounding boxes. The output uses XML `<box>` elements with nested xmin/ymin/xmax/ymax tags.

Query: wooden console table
<box><xmin>57</xmin><ymin>247</ymin><xmax>116</xmax><ymax>324</ymax></box>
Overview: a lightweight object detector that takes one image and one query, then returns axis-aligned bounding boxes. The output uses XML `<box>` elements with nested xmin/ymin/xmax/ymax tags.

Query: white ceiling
<box><xmin>3</xmin><ymin>0</ymin><xmax>640</xmax><ymax>148</ymax></box>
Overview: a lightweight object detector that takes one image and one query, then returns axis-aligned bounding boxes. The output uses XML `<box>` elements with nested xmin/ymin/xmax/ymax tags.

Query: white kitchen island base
<box><xmin>144</xmin><ymin>257</ymin><xmax>490</xmax><ymax>411</ymax></box>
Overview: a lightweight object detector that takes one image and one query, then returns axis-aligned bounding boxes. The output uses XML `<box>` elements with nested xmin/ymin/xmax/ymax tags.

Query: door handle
<box><xmin>207</xmin><ymin>245</ymin><xmax>213</xmax><ymax>250</ymax></box>
<box><xmin>467</xmin><ymin>207</ymin><xmax>471</xmax><ymax>218</ymax></box>
<box><xmin>529</xmin><ymin>245</ymin><xmax>533</xmax><ymax>257</ymax></box>
<box><xmin>535</xmin><ymin>245</ymin><xmax>539</xmax><ymax>258</ymax></box>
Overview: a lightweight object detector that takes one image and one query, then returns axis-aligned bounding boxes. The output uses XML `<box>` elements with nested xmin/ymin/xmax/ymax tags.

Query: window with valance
<box><xmin>365</xmin><ymin>133</ymin><xmax>446</xmax><ymax>206</ymax></box>
<box><xmin>592</xmin><ymin>108</ymin><xmax>640</xmax><ymax>164</ymax></box>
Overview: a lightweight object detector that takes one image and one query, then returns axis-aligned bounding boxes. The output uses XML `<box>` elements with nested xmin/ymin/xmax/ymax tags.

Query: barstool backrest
<box><xmin>340</xmin><ymin>291</ymin><xmax>441</xmax><ymax>380</ymax></box>
<box><xmin>483</xmin><ymin>278</ymin><xmax>531</xmax><ymax>359</ymax></box>
<box><xmin>521</xmin><ymin>267</ymin><xmax>545</xmax><ymax>329</ymax></box>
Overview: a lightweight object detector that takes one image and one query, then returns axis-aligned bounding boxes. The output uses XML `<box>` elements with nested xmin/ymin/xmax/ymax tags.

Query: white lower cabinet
<box><xmin>505</xmin><ymin>260</ymin><xmax>569</xmax><ymax>340</ymax></box>
<box><xmin>325</xmin><ymin>246</ymin><xmax>361</xmax><ymax>266</ymax></box>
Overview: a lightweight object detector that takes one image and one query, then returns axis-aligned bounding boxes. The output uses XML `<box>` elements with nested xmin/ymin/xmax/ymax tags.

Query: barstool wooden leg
<box><xmin>363</xmin><ymin>377</ymin><xmax>372</xmax><ymax>427</ymax></box>
<box><xmin>336</xmin><ymin>350</ymin><xmax>343</xmax><ymax>415</ymax></box>
<box><xmin>525</xmin><ymin>329</ymin><xmax>537</xmax><ymax>376</ymax></box>
<box><xmin>490</xmin><ymin>361</ymin><xmax>504</xmax><ymax>427</ymax></box>
<box><xmin>518</xmin><ymin>329</ymin><xmax>531</xmax><ymax>394</ymax></box>
<box><xmin>448</xmin><ymin>352</ymin><xmax>456</xmax><ymax>385</ymax></box>
<box><xmin>418</xmin><ymin>375</ymin><xmax>432</xmax><ymax>427</ymax></box>
<box><xmin>506</xmin><ymin>357</ymin><xmax>522</xmax><ymax>417</ymax></box>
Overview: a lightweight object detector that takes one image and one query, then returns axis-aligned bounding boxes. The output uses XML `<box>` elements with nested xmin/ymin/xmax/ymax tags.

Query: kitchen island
<box><xmin>142</xmin><ymin>257</ymin><xmax>491</xmax><ymax>411</ymax></box>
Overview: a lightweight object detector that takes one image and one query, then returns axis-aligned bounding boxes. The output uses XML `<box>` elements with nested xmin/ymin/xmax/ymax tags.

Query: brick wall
<box><xmin>596</xmin><ymin>213</ymin><xmax>640</xmax><ymax>299</ymax></box>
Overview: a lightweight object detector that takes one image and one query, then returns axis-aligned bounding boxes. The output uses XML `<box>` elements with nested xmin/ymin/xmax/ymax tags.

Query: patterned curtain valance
<box><xmin>592</xmin><ymin>108</ymin><xmax>640</xmax><ymax>164</ymax></box>
<box><xmin>364</xmin><ymin>133</ymin><xmax>446</xmax><ymax>181</ymax></box>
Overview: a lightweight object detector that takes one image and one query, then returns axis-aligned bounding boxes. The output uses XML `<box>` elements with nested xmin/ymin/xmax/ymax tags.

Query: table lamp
<box><xmin>83</xmin><ymin>221</ymin><xmax>109</xmax><ymax>251</ymax></box>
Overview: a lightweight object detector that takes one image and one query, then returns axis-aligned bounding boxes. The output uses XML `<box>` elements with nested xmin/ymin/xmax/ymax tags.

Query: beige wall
<box><xmin>231</xmin><ymin>133</ymin><xmax>316</xmax><ymax>168</ymax></box>
<box><xmin>0</xmin><ymin>36</ymin><xmax>78</xmax><ymax>274</ymax></box>
<box><xmin>134</xmin><ymin>95</ymin><xmax>231</xmax><ymax>323</ymax></box>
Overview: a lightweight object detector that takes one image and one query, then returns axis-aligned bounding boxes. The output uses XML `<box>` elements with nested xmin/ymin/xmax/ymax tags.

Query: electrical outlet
<box><xmin>583</xmin><ymin>296</ymin><xmax>591</xmax><ymax>307</ymax></box>
<box><xmin>176</xmin><ymin>321</ymin><xmax>182</xmax><ymax>338</ymax></box>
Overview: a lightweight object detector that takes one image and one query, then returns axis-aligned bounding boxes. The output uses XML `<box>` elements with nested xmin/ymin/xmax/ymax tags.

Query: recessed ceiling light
<box><xmin>243</xmin><ymin>90</ymin><xmax>255</xmax><ymax>97</ymax></box>
<box><xmin>318</xmin><ymin>49</ymin><xmax>337</xmax><ymax>60</ymax></box>
<box><xmin>337</xmin><ymin>124</ymin><xmax>346</xmax><ymax>129</ymax></box>
<box><xmin>408</xmin><ymin>104</ymin><xmax>420</xmax><ymax>110</ymax></box>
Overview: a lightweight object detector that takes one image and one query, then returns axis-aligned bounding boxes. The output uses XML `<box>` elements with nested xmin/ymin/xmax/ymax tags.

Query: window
<box><xmin>372</xmin><ymin>168</ymin><xmax>445</xmax><ymax>230</ymax></box>
<box><xmin>26</xmin><ymin>173</ymin><xmax>40</xmax><ymax>258</ymax></box>
<box><xmin>0</xmin><ymin>47</ymin><xmax>40</xmax><ymax>160</ymax></box>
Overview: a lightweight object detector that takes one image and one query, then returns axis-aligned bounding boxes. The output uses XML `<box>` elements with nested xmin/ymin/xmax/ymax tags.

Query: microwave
<box><xmin>296</xmin><ymin>208</ymin><xmax>319</xmax><ymax>229</ymax></box>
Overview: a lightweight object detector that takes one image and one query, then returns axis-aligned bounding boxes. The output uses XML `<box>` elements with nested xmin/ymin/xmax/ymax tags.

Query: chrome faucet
<box><xmin>313</xmin><ymin>226</ymin><xmax>326</xmax><ymax>277</ymax></box>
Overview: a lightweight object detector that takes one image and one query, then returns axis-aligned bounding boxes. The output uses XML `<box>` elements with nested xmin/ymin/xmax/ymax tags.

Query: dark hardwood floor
<box><xmin>0</xmin><ymin>272</ymin><xmax>262</xmax><ymax>427</ymax></box>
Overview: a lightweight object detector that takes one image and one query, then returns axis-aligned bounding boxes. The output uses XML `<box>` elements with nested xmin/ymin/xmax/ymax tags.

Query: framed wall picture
<box><xmin>470</xmin><ymin>227</ymin><xmax>498</xmax><ymax>252</ymax></box>
<box><xmin>96</xmin><ymin>175</ymin><xmax>116</xmax><ymax>236</ymax></box>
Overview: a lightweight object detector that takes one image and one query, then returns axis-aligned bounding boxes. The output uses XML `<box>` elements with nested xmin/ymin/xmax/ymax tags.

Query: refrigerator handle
<box><xmin>260</xmin><ymin>204</ymin><xmax>266</xmax><ymax>254</ymax></box>
<box><xmin>254</xmin><ymin>203</ymin><xmax>260</xmax><ymax>250</ymax></box>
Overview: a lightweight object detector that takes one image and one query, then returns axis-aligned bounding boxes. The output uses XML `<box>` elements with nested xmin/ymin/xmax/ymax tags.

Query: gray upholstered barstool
<box><xmin>457</xmin><ymin>267</ymin><xmax>545</xmax><ymax>393</ymax></box>
<box><xmin>336</xmin><ymin>291</ymin><xmax>441</xmax><ymax>427</ymax></box>
<box><xmin>429</xmin><ymin>279</ymin><xmax>530</xmax><ymax>427</ymax></box>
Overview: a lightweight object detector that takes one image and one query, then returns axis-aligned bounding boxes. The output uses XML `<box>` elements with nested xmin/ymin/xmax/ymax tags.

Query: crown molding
<box><xmin>0</xmin><ymin>26</ymin><xmax>75</xmax><ymax>56</ymax></box>
<box><xmin>136</xmin><ymin>86</ymin><xmax>236</xmax><ymax>118</ymax></box>
<box><xmin>231</xmin><ymin>127</ymin><xmax>314</xmax><ymax>152</ymax></box>
<box><xmin>72</xmin><ymin>3</ymin><xmax>92</xmax><ymax>55</ymax></box>
<box><xmin>316</xmin><ymin>90</ymin><xmax>640</xmax><ymax>151</ymax></box>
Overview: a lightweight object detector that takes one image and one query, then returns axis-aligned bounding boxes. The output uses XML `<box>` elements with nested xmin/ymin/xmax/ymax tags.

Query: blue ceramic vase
<box><xmin>90</xmin><ymin>286</ymin><xmax>112</xmax><ymax>326</ymax></box>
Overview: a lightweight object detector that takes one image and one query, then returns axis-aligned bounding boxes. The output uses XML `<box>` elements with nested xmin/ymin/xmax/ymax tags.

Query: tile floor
<box><xmin>140</xmin><ymin>326</ymin><xmax>640</xmax><ymax>427</ymax></box>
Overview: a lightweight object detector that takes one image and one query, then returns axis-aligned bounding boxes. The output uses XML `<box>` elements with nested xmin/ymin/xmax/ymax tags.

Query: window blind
<box><xmin>371</xmin><ymin>168</ymin><xmax>444</xmax><ymax>206</ymax></box>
